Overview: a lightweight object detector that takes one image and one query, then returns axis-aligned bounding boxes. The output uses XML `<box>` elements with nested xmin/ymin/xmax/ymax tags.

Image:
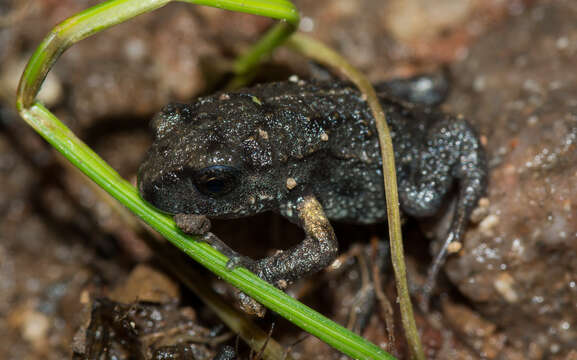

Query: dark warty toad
<box><xmin>138</xmin><ymin>75</ymin><xmax>487</xmax><ymax>310</ymax></box>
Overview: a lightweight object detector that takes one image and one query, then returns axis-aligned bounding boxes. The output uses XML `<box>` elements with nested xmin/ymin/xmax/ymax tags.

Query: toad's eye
<box><xmin>192</xmin><ymin>165</ymin><xmax>239</xmax><ymax>197</ymax></box>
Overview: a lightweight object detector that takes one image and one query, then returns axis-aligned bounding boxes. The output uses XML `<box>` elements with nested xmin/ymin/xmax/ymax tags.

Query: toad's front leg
<box><xmin>175</xmin><ymin>196</ymin><xmax>338</xmax><ymax>314</ymax></box>
<box><xmin>182</xmin><ymin>195</ymin><xmax>339</xmax><ymax>287</ymax></box>
<box><xmin>236</xmin><ymin>195</ymin><xmax>338</xmax><ymax>314</ymax></box>
<box><xmin>253</xmin><ymin>195</ymin><xmax>339</xmax><ymax>288</ymax></box>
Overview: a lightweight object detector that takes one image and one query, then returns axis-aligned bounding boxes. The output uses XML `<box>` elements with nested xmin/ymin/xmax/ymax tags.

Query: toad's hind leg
<box><xmin>397</xmin><ymin>116</ymin><xmax>487</xmax><ymax>310</ymax></box>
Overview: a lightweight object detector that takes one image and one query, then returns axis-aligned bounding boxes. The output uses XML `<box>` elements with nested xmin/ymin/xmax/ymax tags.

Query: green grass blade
<box><xmin>19</xmin><ymin>102</ymin><xmax>394</xmax><ymax>359</ymax></box>
<box><xmin>233</xmin><ymin>21</ymin><xmax>295</xmax><ymax>76</ymax></box>
<box><xmin>179</xmin><ymin>0</ymin><xmax>299</xmax><ymax>24</ymax></box>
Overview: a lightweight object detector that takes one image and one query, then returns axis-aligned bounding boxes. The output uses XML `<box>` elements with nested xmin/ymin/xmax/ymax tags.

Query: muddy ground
<box><xmin>0</xmin><ymin>0</ymin><xmax>576</xmax><ymax>359</ymax></box>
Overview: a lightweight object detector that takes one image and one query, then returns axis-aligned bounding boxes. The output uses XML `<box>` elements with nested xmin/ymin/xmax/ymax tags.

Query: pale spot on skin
<box><xmin>258</xmin><ymin>128</ymin><xmax>269</xmax><ymax>140</ymax></box>
<box><xmin>286</xmin><ymin>177</ymin><xmax>297</xmax><ymax>190</ymax></box>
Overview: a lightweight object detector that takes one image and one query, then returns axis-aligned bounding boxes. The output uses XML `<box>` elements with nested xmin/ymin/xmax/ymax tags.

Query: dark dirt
<box><xmin>0</xmin><ymin>0</ymin><xmax>575</xmax><ymax>359</ymax></box>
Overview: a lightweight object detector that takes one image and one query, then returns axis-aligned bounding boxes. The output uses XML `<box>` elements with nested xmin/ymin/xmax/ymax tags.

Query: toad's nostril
<box><xmin>139</xmin><ymin>182</ymin><xmax>176</xmax><ymax>214</ymax></box>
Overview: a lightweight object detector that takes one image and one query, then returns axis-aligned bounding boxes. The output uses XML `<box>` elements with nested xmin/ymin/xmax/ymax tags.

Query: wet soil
<box><xmin>0</xmin><ymin>0</ymin><xmax>575</xmax><ymax>358</ymax></box>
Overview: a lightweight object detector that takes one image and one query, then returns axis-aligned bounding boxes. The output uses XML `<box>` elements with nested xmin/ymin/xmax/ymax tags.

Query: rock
<box><xmin>446</xmin><ymin>1</ymin><xmax>577</xmax><ymax>357</ymax></box>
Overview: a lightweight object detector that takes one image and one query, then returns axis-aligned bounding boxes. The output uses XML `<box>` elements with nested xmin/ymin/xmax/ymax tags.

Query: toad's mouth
<box><xmin>137</xmin><ymin>179</ymin><xmax>246</xmax><ymax>219</ymax></box>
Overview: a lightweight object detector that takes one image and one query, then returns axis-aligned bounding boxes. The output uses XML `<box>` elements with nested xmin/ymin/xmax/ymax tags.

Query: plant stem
<box><xmin>286</xmin><ymin>33</ymin><xmax>425</xmax><ymax>360</ymax></box>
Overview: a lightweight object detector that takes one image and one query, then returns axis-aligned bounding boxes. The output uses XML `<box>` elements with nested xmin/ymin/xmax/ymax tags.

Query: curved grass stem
<box><xmin>286</xmin><ymin>33</ymin><xmax>425</xmax><ymax>360</ymax></box>
<box><xmin>15</xmin><ymin>1</ymin><xmax>395</xmax><ymax>359</ymax></box>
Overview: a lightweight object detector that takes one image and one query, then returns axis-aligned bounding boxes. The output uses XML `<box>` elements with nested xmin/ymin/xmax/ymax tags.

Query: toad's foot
<box><xmin>175</xmin><ymin>213</ymin><xmax>211</xmax><ymax>235</ymax></box>
<box><xmin>174</xmin><ymin>217</ymin><xmax>270</xmax><ymax>316</ymax></box>
<box><xmin>174</xmin><ymin>215</ymin><xmax>255</xmax><ymax>273</ymax></box>
<box><xmin>237</xmin><ymin>291</ymin><xmax>266</xmax><ymax>317</ymax></box>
